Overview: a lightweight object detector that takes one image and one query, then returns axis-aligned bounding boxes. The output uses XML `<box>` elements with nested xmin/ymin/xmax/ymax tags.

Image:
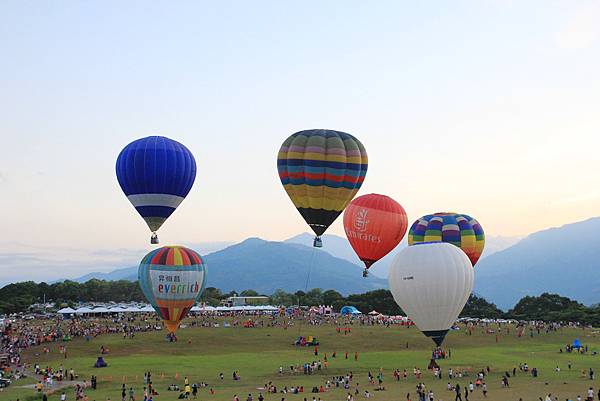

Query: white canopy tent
<box><xmin>59</xmin><ymin>304</ymin><xmax>279</xmax><ymax>315</ymax></box>
<box><xmin>74</xmin><ymin>307</ymin><xmax>95</xmax><ymax>314</ymax></box>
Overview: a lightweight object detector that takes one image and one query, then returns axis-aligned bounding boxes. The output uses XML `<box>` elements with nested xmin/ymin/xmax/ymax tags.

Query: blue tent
<box><xmin>573</xmin><ymin>338</ymin><xmax>582</xmax><ymax>348</ymax></box>
<box><xmin>340</xmin><ymin>306</ymin><xmax>361</xmax><ymax>315</ymax></box>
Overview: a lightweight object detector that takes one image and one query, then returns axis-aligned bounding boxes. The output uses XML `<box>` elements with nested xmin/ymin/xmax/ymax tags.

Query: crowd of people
<box><xmin>2</xmin><ymin>313</ymin><xmax>600</xmax><ymax>401</ymax></box>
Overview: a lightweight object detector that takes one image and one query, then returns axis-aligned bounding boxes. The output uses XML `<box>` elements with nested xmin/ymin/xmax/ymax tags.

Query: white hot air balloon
<box><xmin>388</xmin><ymin>242</ymin><xmax>474</xmax><ymax>346</ymax></box>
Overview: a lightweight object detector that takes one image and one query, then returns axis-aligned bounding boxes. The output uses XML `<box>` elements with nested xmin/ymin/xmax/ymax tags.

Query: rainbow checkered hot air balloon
<box><xmin>277</xmin><ymin>129</ymin><xmax>368</xmax><ymax>247</ymax></box>
<box><xmin>138</xmin><ymin>246</ymin><xmax>207</xmax><ymax>333</ymax></box>
<box><xmin>407</xmin><ymin>213</ymin><xmax>485</xmax><ymax>266</ymax></box>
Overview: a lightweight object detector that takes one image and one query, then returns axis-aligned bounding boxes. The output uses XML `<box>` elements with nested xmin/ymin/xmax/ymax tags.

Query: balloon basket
<box><xmin>313</xmin><ymin>236</ymin><xmax>323</xmax><ymax>248</ymax></box>
<box><xmin>151</xmin><ymin>233</ymin><xmax>159</xmax><ymax>244</ymax></box>
<box><xmin>428</xmin><ymin>358</ymin><xmax>440</xmax><ymax>370</ymax></box>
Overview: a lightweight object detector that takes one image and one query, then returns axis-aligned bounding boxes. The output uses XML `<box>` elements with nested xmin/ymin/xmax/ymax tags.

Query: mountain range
<box><xmin>66</xmin><ymin>238</ymin><xmax>388</xmax><ymax>295</ymax></box>
<box><xmin>474</xmin><ymin>217</ymin><xmax>600</xmax><ymax>309</ymax></box>
<box><xmin>285</xmin><ymin>232</ymin><xmax>519</xmax><ymax>278</ymax></box>
<box><xmin>54</xmin><ymin>218</ymin><xmax>600</xmax><ymax>309</ymax></box>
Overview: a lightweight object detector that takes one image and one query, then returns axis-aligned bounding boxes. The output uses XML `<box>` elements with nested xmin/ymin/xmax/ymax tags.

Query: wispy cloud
<box><xmin>556</xmin><ymin>1</ymin><xmax>600</xmax><ymax>50</ymax></box>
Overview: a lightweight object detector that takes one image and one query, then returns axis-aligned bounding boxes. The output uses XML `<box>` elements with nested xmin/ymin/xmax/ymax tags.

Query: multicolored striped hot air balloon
<box><xmin>277</xmin><ymin>129</ymin><xmax>368</xmax><ymax>247</ymax></box>
<box><xmin>343</xmin><ymin>194</ymin><xmax>408</xmax><ymax>276</ymax></box>
<box><xmin>138</xmin><ymin>246</ymin><xmax>207</xmax><ymax>333</ymax></box>
<box><xmin>116</xmin><ymin>136</ymin><xmax>196</xmax><ymax>244</ymax></box>
<box><xmin>407</xmin><ymin>213</ymin><xmax>485</xmax><ymax>266</ymax></box>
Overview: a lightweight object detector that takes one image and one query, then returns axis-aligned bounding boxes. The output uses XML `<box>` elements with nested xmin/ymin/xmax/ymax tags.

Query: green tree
<box><xmin>507</xmin><ymin>293</ymin><xmax>586</xmax><ymax>321</ymax></box>
<box><xmin>270</xmin><ymin>289</ymin><xmax>296</xmax><ymax>306</ymax></box>
<box><xmin>322</xmin><ymin>289</ymin><xmax>343</xmax><ymax>306</ymax></box>
<box><xmin>460</xmin><ymin>294</ymin><xmax>504</xmax><ymax>319</ymax></box>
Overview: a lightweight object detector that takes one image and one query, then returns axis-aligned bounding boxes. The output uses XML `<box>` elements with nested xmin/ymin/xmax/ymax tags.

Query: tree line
<box><xmin>1</xmin><ymin>280</ymin><xmax>600</xmax><ymax>325</ymax></box>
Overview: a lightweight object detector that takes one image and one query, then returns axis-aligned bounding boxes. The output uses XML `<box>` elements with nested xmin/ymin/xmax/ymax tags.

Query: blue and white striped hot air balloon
<box><xmin>116</xmin><ymin>136</ymin><xmax>196</xmax><ymax>244</ymax></box>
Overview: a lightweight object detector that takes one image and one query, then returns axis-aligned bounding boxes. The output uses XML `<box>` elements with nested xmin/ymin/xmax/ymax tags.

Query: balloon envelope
<box><xmin>277</xmin><ymin>129</ymin><xmax>368</xmax><ymax>237</ymax></box>
<box><xmin>408</xmin><ymin>213</ymin><xmax>485</xmax><ymax>266</ymax></box>
<box><xmin>388</xmin><ymin>242</ymin><xmax>474</xmax><ymax>346</ymax></box>
<box><xmin>138</xmin><ymin>246</ymin><xmax>207</xmax><ymax>333</ymax></box>
<box><xmin>116</xmin><ymin>136</ymin><xmax>196</xmax><ymax>240</ymax></box>
<box><xmin>343</xmin><ymin>193</ymin><xmax>408</xmax><ymax>269</ymax></box>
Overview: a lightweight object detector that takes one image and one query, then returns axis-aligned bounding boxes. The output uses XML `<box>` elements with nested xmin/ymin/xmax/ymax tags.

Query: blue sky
<box><xmin>1</xmin><ymin>1</ymin><xmax>599</xmax><ymax>283</ymax></box>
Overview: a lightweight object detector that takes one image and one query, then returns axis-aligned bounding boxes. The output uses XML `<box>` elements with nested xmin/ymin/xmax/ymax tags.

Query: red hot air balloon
<box><xmin>343</xmin><ymin>194</ymin><xmax>408</xmax><ymax>277</ymax></box>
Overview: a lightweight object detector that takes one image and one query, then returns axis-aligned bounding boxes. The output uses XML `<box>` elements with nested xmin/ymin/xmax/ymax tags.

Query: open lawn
<box><xmin>5</xmin><ymin>318</ymin><xmax>600</xmax><ymax>401</ymax></box>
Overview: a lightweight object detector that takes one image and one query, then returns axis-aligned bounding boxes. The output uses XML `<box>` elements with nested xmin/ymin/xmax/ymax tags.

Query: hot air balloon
<box><xmin>407</xmin><ymin>213</ymin><xmax>485</xmax><ymax>266</ymax></box>
<box><xmin>388</xmin><ymin>242</ymin><xmax>473</xmax><ymax>346</ymax></box>
<box><xmin>277</xmin><ymin>129</ymin><xmax>368</xmax><ymax>247</ymax></box>
<box><xmin>116</xmin><ymin>136</ymin><xmax>197</xmax><ymax>244</ymax></box>
<box><xmin>343</xmin><ymin>194</ymin><xmax>408</xmax><ymax>277</ymax></box>
<box><xmin>138</xmin><ymin>246</ymin><xmax>207</xmax><ymax>333</ymax></box>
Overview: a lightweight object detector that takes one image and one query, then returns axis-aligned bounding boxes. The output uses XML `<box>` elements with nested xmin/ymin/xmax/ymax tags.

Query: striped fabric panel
<box><xmin>407</xmin><ymin>213</ymin><xmax>485</xmax><ymax>265</ymax></box>
<box><xmin>116</xmin><ymin>136</ymin><xmax>196</xmax><ymax>197</ymax></box>
<box><xmin>277</xmin><ymin>130</ymin><xmax>368</xmax><ymax>213</ymax></box>
<box><xmin>144</xmin><ymin>246</ymin><xmax>204</xmax><ymax>266</ymax></box>
<box><xmin>282</xmin><ymin>184</ymin><xmax>361</xmax><ymax>211</ymax></box>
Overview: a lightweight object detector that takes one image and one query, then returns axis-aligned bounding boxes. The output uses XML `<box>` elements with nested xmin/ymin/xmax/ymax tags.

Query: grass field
<box><xmin>5</xmin><ymin>317</ymin><xmax>600</xmax><ymax>401</ymax></box>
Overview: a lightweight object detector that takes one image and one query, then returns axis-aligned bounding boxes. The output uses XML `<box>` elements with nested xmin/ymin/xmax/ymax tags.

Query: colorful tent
<box><xmin>340</xmin><ymin>306</ymin><xmax>362</xmax><ymax>315</ymax></box>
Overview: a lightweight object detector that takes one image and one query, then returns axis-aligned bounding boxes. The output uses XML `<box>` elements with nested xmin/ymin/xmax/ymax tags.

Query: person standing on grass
<box><xmin>454</xmin><ymin>384</ymin><xmax>462</xmax><ymax>401</ymax></box>
<box><xmin>587</xmin><ymin>387</ymin><xmax>594</xmax><ymax>401</ymax></box>
<box><xmin>482</xmin><ymin>382</ymin><xmax>487</xmax><ymax>398</ymax></box>
<box><xmin>129</xmin><ymin>387</ymin><xmax>135</xmax><ymax>401</ymax></box>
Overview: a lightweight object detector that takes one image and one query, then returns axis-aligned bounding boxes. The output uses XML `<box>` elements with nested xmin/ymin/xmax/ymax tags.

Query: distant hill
<box><xmin>59</xmin><ymin>266</ymin><xmax>137</xmax><ymax>283</ymax></box>
<box><xmin>285</xmin><ymin>233</ymin><xmax>363</xmax><ymax>265</ymax></box>
<box><xmin>480</xmin><ymin>235</ymin><xmax>521</xmax><ymax>259</ymax></box>
<box><xmin>475</xmin><ymin>217</ymin><xmax>600</xmax><ymax>309</ymax></box>
<box><xmin>284</xmin><ymin>233</ymin><xmax>405</xmax><ymax>278</ymax></box>
<box><xmin>70</xmin><ymin>237</ymin><xmax>388</xmax><ymax>295</ymax></box>
<box><xmin>51</xmin><ymin>241</ymin><xmax>233</xmax><ymax>284</ymax></box>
